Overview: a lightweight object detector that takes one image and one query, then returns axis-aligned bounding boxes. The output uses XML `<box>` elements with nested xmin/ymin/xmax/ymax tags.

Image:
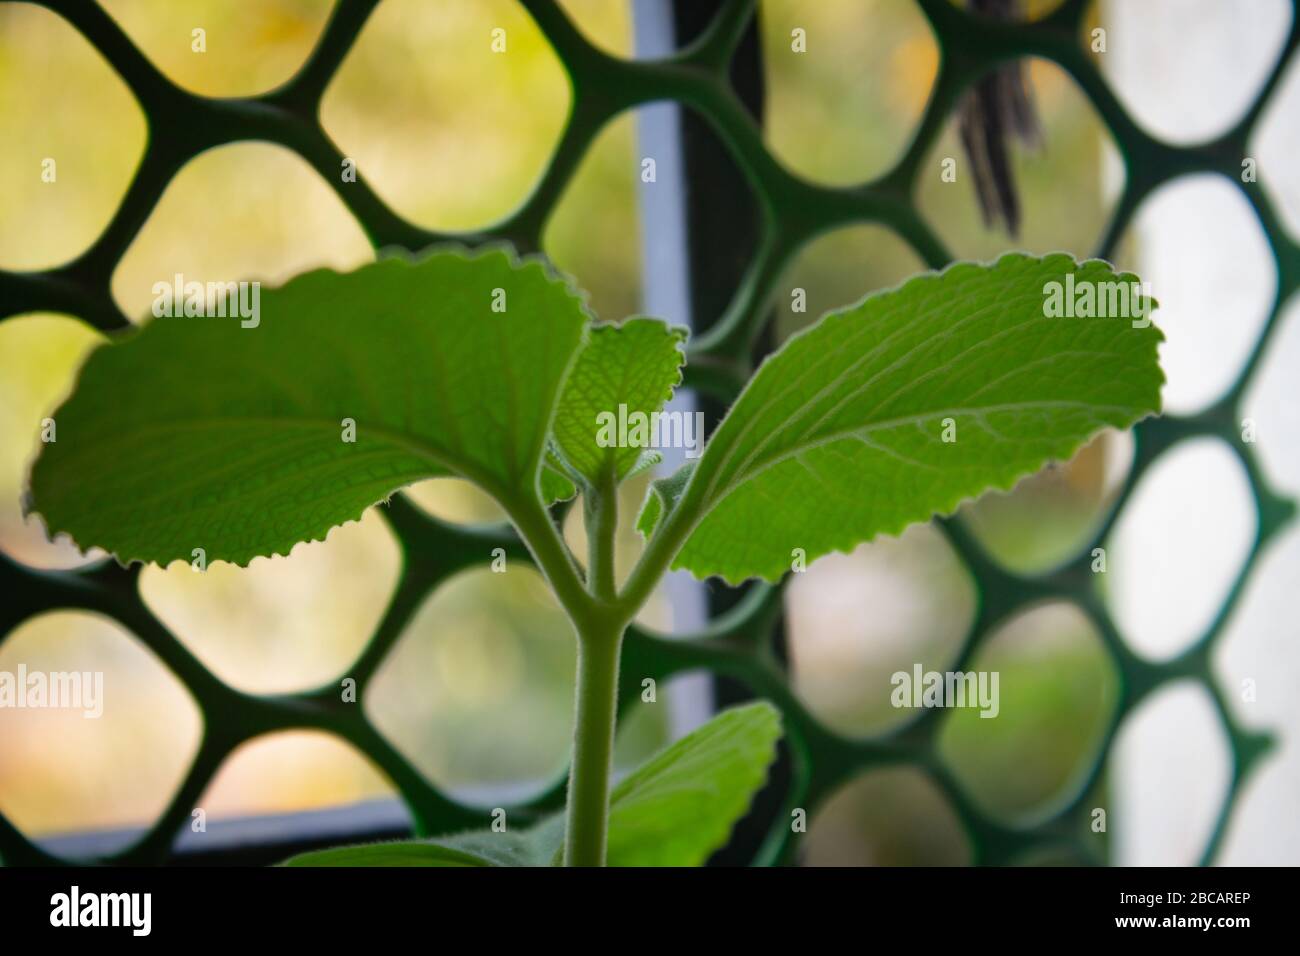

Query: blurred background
<box><xmin>1</xmin><ymin>0</ymin><xmax>1297</xmax><ymax>865</ymax></box>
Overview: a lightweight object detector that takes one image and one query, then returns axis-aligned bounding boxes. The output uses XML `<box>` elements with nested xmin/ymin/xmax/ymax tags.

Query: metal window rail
<box><xmin>1</xmin><ymin>0</ymin><xmax>1296</xmax><ymax>867</ymax></box>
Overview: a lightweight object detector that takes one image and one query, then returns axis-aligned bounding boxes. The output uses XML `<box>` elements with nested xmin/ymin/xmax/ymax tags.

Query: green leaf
<box><xmin>281</xmin><ymin>707</ymin><xmax>779</xmax><ymax>867</ymax></box>
<box><xmin>654</xmin><ymin>254</ymin><xmax>1163</xmax><ymax>583</ymax></box>
<box><xmin>27</xmin><ymin>247</ymin><xmax>591</xmax><ymax>567</ymax></box>
<box><xmin>280</xmin><ymin>842</ymin><xmax>492</xmax><ymax>867</ymax></box>
<box><xmin>540</xmin><ymin>454</ymin><xmax>579</xmax><ymax>503</ymax></box>
<box><xmin>280</xmin><ymin>818</ymin><xmax>565</xmax><ymax>868</ymax></box>
<box><xmin>634</xmin><ymin>460</ymin><xmax>695</xmax><ymax>538</ymax></box>
<box><xmin>551</xmin><ymin>317</ymin><xmax>686</xmax><ymax>487</ymax></box>
<box><xmin>625</xmin><ymin>450</ymin><xmax>663</xmax><ymax>479</ymax></box>
<box><xmin>441</xmin><ymin>819</ymin><xmax>564</xmax><ymax>867</ymax></box>
<box><xmin>603</xmin><ymin>701</ymin><xmax>782</xmax><ymax>866</ymax></box>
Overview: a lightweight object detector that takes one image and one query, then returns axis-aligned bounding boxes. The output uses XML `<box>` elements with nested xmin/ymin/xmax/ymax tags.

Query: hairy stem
<box><xmin>512</xmin><ymin>474</ymin><xmax>688</xmax><ymax>866</ymax></box>
<box><xmin>618</xmin><ymin>477</ymin><xmax>702</xmax><ymax>614</ymax></box>
<box><xmin>586</xmin><ymin>469</ymin><xmax>619</xmax><ymax>602</ymax></box>
<box><xmin>565</xmin><ymin>473</ymin><xmax>623</xmax><ymax>865</ymax></box>
<box><xmin>505</xmin><ymin>494</ymin><xmax>590</xmax><ymax>623</ymax></box>
<box><xmin>510</xmin><ymin>484</ymin><xmax>635</xmax><ymax>866</ymax></box>
<box><xmin>564</xmin><ymin>622</ymin><xmax>623</xmax><ymax>866</ymax></box>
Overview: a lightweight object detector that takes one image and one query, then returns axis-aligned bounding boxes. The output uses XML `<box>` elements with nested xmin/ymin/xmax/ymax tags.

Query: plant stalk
<box><xmin>586</xmin><ymin>469</ymin><xmax>619</xmax><ymax>602</ymax></box>
<box><xmin>564</xmin><ymin>623</ymin><xmax>623</xmax><ymax>866</ymax></box>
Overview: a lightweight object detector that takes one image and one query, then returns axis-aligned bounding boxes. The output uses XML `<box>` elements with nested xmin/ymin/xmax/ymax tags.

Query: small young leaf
<box><xmin>540</xmin><ymin>455</ymin><xmax>579</xmax><ymax>504</ymax></box>
<box><xmin>603</xmin><ymin>701</ymin><xmax>781</xmax><ymax>866</ymax></box>
<box><xmin>27</xmin><ymin>248</ymin><xmax>590</xmax><ymax>567</ymax></box>
<box><xmin>551</xmin><ymin>317</ymin><xmax>686</xmax><ymax>487</ymax></box>
<box><xmin>634</xmin><ymin>460</ymin><xmax>695</xmax><ymax>538</ymax></box>
<box><xmin>657</xmin><ymin>254</ymin><xmax>1163</xmax><ymax>583</ymax></box>
<box><xmin>625</xmin><ymin>450</ymin><xmax>663</xmax><ymax>480</ymax></box>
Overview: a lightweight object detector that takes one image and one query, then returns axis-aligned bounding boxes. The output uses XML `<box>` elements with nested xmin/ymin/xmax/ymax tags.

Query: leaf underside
<box><xmin>650</xmin><ymin>253</ymin><xmax>1164</xmax><ymax>584</ymax></box>
<box><xmin>28</xmin><ymin>247</ymin><xmax>591</xmax><ymax>567</ymax></box>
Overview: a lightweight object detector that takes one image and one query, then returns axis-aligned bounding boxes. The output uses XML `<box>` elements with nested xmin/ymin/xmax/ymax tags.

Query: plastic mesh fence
<box><xmin>1</xmin><ymin>0</ymin><xmax>1297</xmax><ymax>866</ymax></box>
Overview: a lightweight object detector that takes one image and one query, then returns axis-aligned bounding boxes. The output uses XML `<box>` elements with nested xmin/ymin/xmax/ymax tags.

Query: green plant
<box><xmin>27</xmin><ymin>245</ymin><xmax>1162</xmax><ymax>866</ymax></box>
